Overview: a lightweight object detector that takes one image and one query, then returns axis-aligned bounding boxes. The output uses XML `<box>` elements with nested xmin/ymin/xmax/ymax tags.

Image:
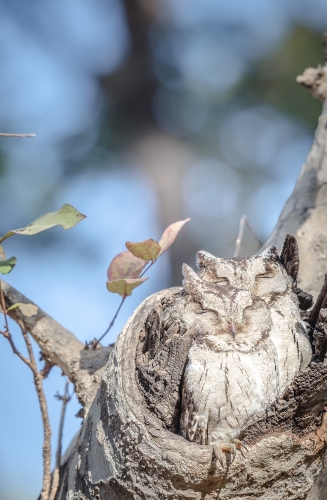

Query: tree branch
<box><xmin>261</xmin><ymin>60</ymin><xmax>327</xmax><ymax>499</ymax></box>
<box><xmin>17</xmin><ymin>319</ymin><xmax>52</xmax><ymax>500</ymax></box>
<box><xmin>1</xmin><ymin>280</ymin><xmax>113</xmax><ymax>412</ymax></box>
<box><xmin>0</xmin><ymin>133</ymin><xmax>35</xmax><ymax>137</ymax></box>
<box><xmin>263</xmin><ymin>63</ymin><xmax>327</xmax><ymax>300</ymax></box>
<box><xmin>49</xmin><ymin>381</ymin><xmax>71</xmax><ymax>500</ymax></box>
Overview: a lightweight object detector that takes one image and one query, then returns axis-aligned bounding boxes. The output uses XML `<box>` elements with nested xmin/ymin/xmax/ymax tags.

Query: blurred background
<box><xmin>0</xmin><ymin>0</ymin><xmax>325</xmax><ymax>498</ymax></box>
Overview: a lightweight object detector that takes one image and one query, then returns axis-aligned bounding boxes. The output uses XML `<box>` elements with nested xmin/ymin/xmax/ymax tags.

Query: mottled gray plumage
<box><xmin>180</xmin><ymin>245</ymin><xmax>312</xmax><ymax>458</ymax></box>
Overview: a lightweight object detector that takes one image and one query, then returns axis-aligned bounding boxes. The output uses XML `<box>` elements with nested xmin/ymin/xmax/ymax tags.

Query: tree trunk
<box><xmin>55</xmin><ymin>286</ymin><xmax>327</xmax><ymax>500</ymax></box>
<box><xmin>4</xmin><ymin>60</ymin><xmax>327</xmax><ymax>500</ymax></box>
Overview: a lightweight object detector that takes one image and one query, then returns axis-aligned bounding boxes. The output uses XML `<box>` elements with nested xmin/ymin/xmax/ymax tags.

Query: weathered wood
<box><xmin>56</xmin><ymin>282</ymin><xmax>327</xmax><ymax>500</ymax></box>
<box><xmin>136</xmin><ymin>291</ymin><xmax>196</xmax><ymax>432</ymax></box>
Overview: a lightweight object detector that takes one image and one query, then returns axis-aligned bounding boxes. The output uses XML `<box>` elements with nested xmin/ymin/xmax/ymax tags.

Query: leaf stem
<box><xmin>92</xmin><ymin>296</ymin><xmax>126</xmax><ymax>348</ymax></box>
<box><xmin>140</xmin><ymin>259</ymin><xmax>156</xmax><ymax>277</ymax></box>
<box><xmin>91</xmin><ymin>259</ymin><xmax>157</xmax><ymax>349</ymax></box>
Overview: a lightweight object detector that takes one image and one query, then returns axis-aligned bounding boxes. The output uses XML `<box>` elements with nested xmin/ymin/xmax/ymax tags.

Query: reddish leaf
<box><xmin>158</xmin><ymin>219</ymin><xmax>190</xmax><ymax>256</ymax></box>
<box><xmin>126</xmin><ymin>239</ymin><xmax>161</xmax><ymax>261</ymax></box>
<box><xmin>106</xmin><ymin>277</ymin><xmax>148</xmax><ymax>297</ymax></box>
<box><xmin>107</xmin><ymin>250</ymin><xmax>146</xmax><ymax>281</ymax></box>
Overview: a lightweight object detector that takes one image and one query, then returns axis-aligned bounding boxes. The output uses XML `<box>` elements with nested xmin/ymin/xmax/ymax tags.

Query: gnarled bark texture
<box><xmin>56</xmin><ymin>287</ymin><xmax>327</xmax><ymax>500</ymax></box>
<box><xmin>3</xmin><ymin>60</ymin><xmax>327</xmax><ymax>499</ymax></box>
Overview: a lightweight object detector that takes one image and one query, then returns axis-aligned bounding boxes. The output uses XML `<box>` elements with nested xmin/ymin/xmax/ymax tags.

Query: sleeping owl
<box><xmin>179</xmin><ymin>238</ymin><xmax>313</xmax><ymax>464</ymax></box>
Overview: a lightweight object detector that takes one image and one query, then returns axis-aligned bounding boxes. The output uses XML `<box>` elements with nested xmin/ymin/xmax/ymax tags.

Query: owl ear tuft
<box><xmin>280</xmin><ymin>234</ymin><xmax>299</xmax><ymax>283</ymax></box>
<box><xmin>182</xmin><ymin>263</ymin><xmax>204</xmax><ymax>304</ymax></box>
<box><xmin>196</xmin><ymin>250</ymin><xmax>216</xmax><ymax>270</ymax></box>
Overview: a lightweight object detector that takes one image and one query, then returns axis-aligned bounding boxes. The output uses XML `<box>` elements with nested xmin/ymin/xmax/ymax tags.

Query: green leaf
<box><xmin>0</xmin><ymin>256</ymin><xmax>17</xmax><ymax>275</ymax></box>
<box><xmin>0</xmin><ymin>204</ymin><xmax>86</xmax><ymax>244</ymax></box>
<box><xmin>126</xmin><ymin>239</ymin><xmax>161</xmax><ymax>261</ymax></box>
<box><xmin>6</xmin><ymin>303</ymin><xmax>22</xmax><ymax>312</ymax></box>
<box><xmin>158</xmin><ymin>219</ymin><xmax>190</xmax><ymax>256</ymax></box>
<box><xmin>0</xmin><ymin>244</ymin><xmax>6</xmax><ymax>260</ymax></box>
<box><xmin>106</xmin><ymin>277</ymin><xmax>148</xmax><ymax>297</ymax></box>
<box><xmin>107</xmin><ymin>250</ymin><xmax>147</xmax><ymax>281</ymax></box>
<box><xmin>7</xmin><ymin>302</ymin><xmax>38</xmax><ymax>317</ymax></box>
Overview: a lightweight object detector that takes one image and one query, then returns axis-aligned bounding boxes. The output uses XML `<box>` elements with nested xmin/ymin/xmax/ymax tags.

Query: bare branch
<box><xmin>0</xmin><ymin>133</ymin><xmax>35</xmax><ymax>138</ymax></box>
<box><xmin>234</xmin><ymin>215</ymin><xmax>246</xmax><ymax>257</ymax></box>
<box><xmin>244</xmin><ymin>217</ymin><xmax>261</xmax><ymax>249</ymax></box>
<box><xmin>0</xmin><ymin>281</ymin><xmax>30</xmax><ymax>365</ymax></box>
<box><xmin>234</xmin><ymin>215</ymin><xmax>261</xmax><ymax>257</ymax></box>
<box><xmin>1</xmin><ymin>280</ymin><xmax>113</xmax><ymax>411</ymax></box>
<box><xmin>49</xmin><ymin>380</ymin><xmax>71</xmax><ymax>500</ymax></box>
<box><xmin>39</xmin><ymin>352</ymin><xmax>55</xmax><ymax>379</ymax></box>
<box><xmin>17</xmin><ymin>319</ymin><xmax>52</xmax><ymax>500</ymax></box>
<box><xmin>0</xmin><ymin>326</ymin><xmax>31</xmax><ymax>365</ymax></box>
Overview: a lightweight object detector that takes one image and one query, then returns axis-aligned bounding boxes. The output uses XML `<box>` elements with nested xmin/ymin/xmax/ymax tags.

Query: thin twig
<box><xmin>40</xmin><ymin>352</ymin><xmax>55</xmax><ymax>379</ymax></box>
<box><xmin>92</xmin><ymin>296</ymin><xmax>126</xmax><ymax>349</ymax></box>
<box><xmin>49</xmin><ymin>380</ymin><xmax>71</xmax><ymax>500</ymax></box>
<box><xmin>0</xmin><ymin>281</ymin><xmax>30</xmax><ymax>364</ymax></box>
<box><xmin>0</xmin><ymin>327</ymin><xmax>31</xmax><ymax>365</ymax></box>
<box><xmin>234</xmin><ymin>215</ymin><xmax>246</xmax><ymax>257</ymax></box>
<box><xmin>0</xmin><ymin>283</ymin><xmax>53</xmax><ymax>500</ymax></box>
<box><xmin>234</xmin><ymin>215</ymin><xmax>261</xmax><ymax>257</ymax></box>
<box><xmin>17</xmin><ymin>319</ymin><xmax>52</xmax><ymax>500</ymax></box>
<box><xmin>244</xmin><ymin>218</ymin><xmax>261</xmax><ymax>250</ymax></box>
<box><xmin>89</xmin><ymin>259</ymin><xmax>155</xmax><ymax>349</ymax></box>
<box><xmin>0</xmin><ymin>133</ymin><xmax>35</xmax><ymax>138</ymax></box>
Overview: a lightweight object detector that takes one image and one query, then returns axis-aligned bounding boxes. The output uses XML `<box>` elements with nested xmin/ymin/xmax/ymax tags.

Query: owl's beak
<box><xmin>227</xmin><ymin>320</ymin><xmax>236</xmax><ymax>338</ymax></box>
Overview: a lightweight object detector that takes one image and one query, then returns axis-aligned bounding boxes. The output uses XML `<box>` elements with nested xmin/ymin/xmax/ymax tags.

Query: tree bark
<box><xmin>4</xmin><ymin>61</ymin><xmax>327</xmax><ymax>499</ymax></box>
<box><xmin>55</xmin><ymin>287</ymin><xmax>327</xmax><ymax>500</ymax></box>
<box><xmin>263</xmin><ymin>65</ymin><xmax>327</xmax><ymax>302</ymax></box>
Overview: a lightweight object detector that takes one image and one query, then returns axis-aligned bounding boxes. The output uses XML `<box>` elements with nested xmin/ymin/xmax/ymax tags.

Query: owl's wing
<box><xmin>180</xmin><ymin>341</ymin><xmax>283</xmax><ymax>447</ymax></box>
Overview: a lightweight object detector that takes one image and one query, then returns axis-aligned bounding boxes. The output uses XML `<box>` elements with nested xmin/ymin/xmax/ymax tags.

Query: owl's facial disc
<box><xmin>182</xmin><ymin>258</ymin><xmax>282</xmax><ymax>351</ymax></box>
<box><xmin>195</xmin><ymin>298</ymin><xmax>271</xmax><ymax>350</ymax></box>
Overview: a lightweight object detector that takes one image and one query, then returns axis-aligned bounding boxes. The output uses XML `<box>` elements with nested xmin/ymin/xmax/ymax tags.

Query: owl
<box><xmin>179</xmin><ymin>238</ymin><xmax>313</xmax><ymax>464</ymax></box>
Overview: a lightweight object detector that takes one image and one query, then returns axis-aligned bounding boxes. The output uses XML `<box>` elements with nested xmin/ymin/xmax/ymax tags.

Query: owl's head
<box><xmin>182</xmin><ymin>235</ymin><xmax>305</xmax><ymax>352</ymax></box>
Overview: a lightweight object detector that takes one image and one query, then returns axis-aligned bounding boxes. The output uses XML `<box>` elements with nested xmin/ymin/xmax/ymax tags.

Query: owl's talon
<box><xmin>233</xmin><ymin>438</ymin><xmax>248</xmax><ymax>452</ymax></box>
<box><xmin>213</xmin><ymin>445</ymin><xmax>224</xmax><ymax>467</ymax></box>
<box><xmin>213</xmin><ymin>440</ymin><xmax>248</xmax><ymax>467</ymax></box>
<box><xmin>230</xmin><ymin>443</ymin><xmax>237</xmax><ymax>463</ymax></box>
<box><xmin>220</xmin><ymin>443</ymin><xmax>237</xmax><ymax>464</ymax></box>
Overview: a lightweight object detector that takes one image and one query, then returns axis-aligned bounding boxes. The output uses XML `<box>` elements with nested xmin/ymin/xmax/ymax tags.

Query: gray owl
<box><xmin>179</xmin><ymin>240</ymin><xmax>312</xmax><ymax>464</ymax></box>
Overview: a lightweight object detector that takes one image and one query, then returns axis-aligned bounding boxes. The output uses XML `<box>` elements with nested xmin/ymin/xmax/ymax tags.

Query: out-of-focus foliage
<box><xmin>243</xmin><ymin>27</ymin><xmax>322</xmax><ymax>127</ymax></box>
